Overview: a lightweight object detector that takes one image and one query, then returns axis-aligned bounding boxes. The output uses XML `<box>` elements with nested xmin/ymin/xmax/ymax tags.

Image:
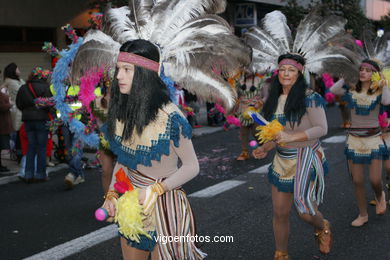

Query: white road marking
<box><xmin>188</xmin><ymin>180</ymin><xmax>246</xmax><ymax>198</ymax></box>
<box><xmin>24</xmin><ymin>179</ymin><xmax>246</xmax><ymax>259</ymax></box>
<box><xmin>322</xmin><ymin>135</ymin><xmax>346</xmax><ymax>144</ymax></box>
<box><xmin>249</xmin><ymin>163</ymin><xmax>271</xmax><ymax>174</ymax></box>
<box><xmin>24</xmin><ymin>225</ymin><xmax>117</xmax><ymax>260</ymax></box>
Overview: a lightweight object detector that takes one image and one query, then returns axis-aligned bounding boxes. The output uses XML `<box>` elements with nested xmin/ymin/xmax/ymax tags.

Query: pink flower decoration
<box><xmin>325</xmin><ymin>92</ymin><xmax>335</xmax><ymax>103</ymax></box>
<box><xmin>215</xmin><ymin>103</ymin><xmax>226</xmax><ymax>114</ymax></box>
<box><xmin>114</xmin><ymin>181</ymin><xmax>129</xmax><ymax>194</ymax></box>
<box><xmin>322</xmin><ymin>73</ymin><xmax>334</xmax><ymax>88</ymax></box>
<box><xmin>226</xmin><ymin>115</ymin><xmax>241</xmax><ymax>127</ymax></box>
<box><xmin>379</xmin><ymin>112</ymin><xmax>389</xmax><ymax>128</ymax></box>
<box><xmin>355</xmin><ymin>40</ymin><xmax>363</xmax><ymax>48</ymax></box>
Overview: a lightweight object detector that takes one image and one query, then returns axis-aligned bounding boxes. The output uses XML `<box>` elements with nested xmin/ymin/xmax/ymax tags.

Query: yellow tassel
<box><xmin>99</xmin><ymin>133</ymin><xmax>110</xmax><ymax>149</ymax></box>
<box><xmin>115</xmin><ymin>189</ymin><xmax>151</xmax><ymax>242</ymax></box>
<box><xmin>243</xmin><ymin>106</ymin><xmax>260</xmax><ymax>120</ymax></box>
<box><xmin>255</xmin><ymin>120</ymin><xmax>284</xmax><ymax>144</ymax></box>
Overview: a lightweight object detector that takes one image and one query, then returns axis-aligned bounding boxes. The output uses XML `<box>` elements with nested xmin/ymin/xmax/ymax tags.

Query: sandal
<box><xmin>236</xmin><ymin>150</ymin><xmax>250</xmax><ymax>161</ymax></box>
<box><xmin>315</xmin><ymin>219</ymin><xmax>333</xmax><ymax>254</ymax></box>
<box><xmin>351</xmin><ymin>214</ymin><xmax>368</xmax><ymax>227</ymax></box>
<box><xmin>274</xmin><ymin>250</ymin><xmax>290</xmax><ymax>260</ymax></box>
<box><xmin>375</xmin><ymin>191</ymin><xmax>387</xmax><ymax>215</ymax></box>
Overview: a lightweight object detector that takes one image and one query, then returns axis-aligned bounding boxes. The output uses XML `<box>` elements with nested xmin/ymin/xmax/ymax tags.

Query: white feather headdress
<box><xmin>244</xmin><ymin>10</ymin><xmax>360</xmax><ymax>83</ymax></box>
<box><xmin>361</xmin><ymin>29</ymin><xmax>390</xmax><ymax>68</ymax></box>
<box><xmin>71</xmin><ymin>0</ymin><xmax>251</xmax><ymax>110</ymax></box>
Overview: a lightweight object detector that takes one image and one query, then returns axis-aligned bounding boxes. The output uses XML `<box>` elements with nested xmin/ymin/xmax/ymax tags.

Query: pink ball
<box><xmin>95</xmin><ymin>208</ymin><xmax>108</xmax><ymax>221</ymax></box>
<box><xmin>249</xmin><ymin>140</ymin><xmax>258</xmax><ymax>148</ymax></box>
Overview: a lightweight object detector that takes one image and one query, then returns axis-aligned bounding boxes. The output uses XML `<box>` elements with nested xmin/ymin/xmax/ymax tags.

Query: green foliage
<box><xmin>89</xmin><ymin>0</ymin><xmax>128</xmax><ymax>12</ymax></box>
<box><xmin>282</xmin><ymin>0</ymin><xmax>371</xmax><ymax>38</ymax></box>
<box><xmin>379</xmin><ymin>10</ymin><xmax>390</xmax><ymax>32</ymax></box>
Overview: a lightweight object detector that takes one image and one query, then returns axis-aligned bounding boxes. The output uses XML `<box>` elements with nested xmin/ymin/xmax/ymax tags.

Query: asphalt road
<box><xmin>1</xmin><ymin>105</ymin><xmax>389</xmax><ymax>260</ymax></box>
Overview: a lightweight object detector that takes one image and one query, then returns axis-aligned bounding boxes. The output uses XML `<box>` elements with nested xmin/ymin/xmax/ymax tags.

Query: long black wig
<box><xmin>355</xmin><ymin>59</ymin><xmax>381</xmax><ymax>95</ymax></box>
<box><xmin>262</xmin><ymin>53</ymin><xmax>307</xmax><ymax>128</ymax></box>
<box><xmin>107</xmin><ymin>40</ymin><xmax>170</xmax><ymax>140</ymax></box>
<box><xmin>3</xmin><ymin>63</ymin><xmax>20</xmax><ymax>81</ymax></box>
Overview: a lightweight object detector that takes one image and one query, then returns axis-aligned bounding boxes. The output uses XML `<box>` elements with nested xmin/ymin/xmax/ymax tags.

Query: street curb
<box><xmin>0</xmin><ymin>163</ymin><xmax>68</xmax><ymax>185</ymax></box>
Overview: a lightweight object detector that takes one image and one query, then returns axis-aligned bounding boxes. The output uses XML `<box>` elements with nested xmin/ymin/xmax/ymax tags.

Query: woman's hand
<box><xmin>252</xmin><ymin>146</ymin><xmax>268</xmax><ymax>159</ymax></box>
<box><xmin>102</xmin><ymin>197</ymin><xmax>117</xmax><ymax>222</ymax></box>
<box><xmin>274</xmin><ymin>131</ymin><xmax>295</xmax><ymax>144</ymax></box>
<box><xmin>138</xmin><ymin>188</ymin><xmax>146</xmax><ymax>205</ymax></box>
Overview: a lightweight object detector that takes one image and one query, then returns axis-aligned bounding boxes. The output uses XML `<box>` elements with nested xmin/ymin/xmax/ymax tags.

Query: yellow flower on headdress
<box><xmin>255</xmin><ymin>120</ymin><xmax>284</xmax><ymax>144</ymax></box>
<box><xmin>371</xmin><ymin>72</ymin><xmax>381</xmax><ymax>83</ymax></box>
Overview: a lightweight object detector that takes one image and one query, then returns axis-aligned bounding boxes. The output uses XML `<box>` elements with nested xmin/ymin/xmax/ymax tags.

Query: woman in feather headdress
<box><xmin>75</xmin><ymin>1</ymin><xmax>251</xmax><ymax>259</ymax></box>
<box><xmin>247</xmin><ymin>9</ymin><xmax>361</xmax><ymax>259</ymax></box>
<box><xmin>100</xmin><ymin>39</ymin><xmax>206</xmax><ymax>259</ymax></box>
<box><xmin>253</xmin><ymin>54</ymin><xmax>331</xmax><ymax>259</ymax></box>
<box><xmin>330</xmin><ymin>58</ymin><xmax>390</xmax><ymax>226</ymax></box>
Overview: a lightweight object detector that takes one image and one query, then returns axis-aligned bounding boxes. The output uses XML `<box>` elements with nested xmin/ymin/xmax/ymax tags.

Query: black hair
<box><xmin>107</xmin><ymin>40</ymin><xmax>170</xmax><ymax>140</ymax></box>
<box><xmin>356</xmin><ymin>59</ymin><xmax>381</xmax><ymax>95</ymax></box>
<box><xmin>3</xmin><ymin>63</ymin><xmax>20</xmax><ymax>81</ymax></box>
<box><xmin>262</xmin><ymin>53</ymin><xmax>307</xmax><ymax>128</ymax></box>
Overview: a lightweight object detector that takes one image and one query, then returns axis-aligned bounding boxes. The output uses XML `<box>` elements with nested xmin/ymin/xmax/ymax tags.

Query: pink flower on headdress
<box><xmin>355</xmin><ymin>40</ymin><xmax>363</xmax><ymax>48</ymax></box>
<box><xmin>322</xmin><ymin>73</ymin><xmax>334</xmax><ymax>88</ymax></box>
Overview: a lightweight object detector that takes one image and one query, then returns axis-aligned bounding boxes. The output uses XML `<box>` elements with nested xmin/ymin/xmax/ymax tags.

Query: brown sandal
<box><xmin>274</xmin><ymin>250</ymin><xmax>290</xmax><ymax>260</ymax></box>
<box><xmin>314</xmin><ymin>219</ymin><xmax>333</xmax><ymax>254</ymax></box>
<box><xmin>236</xmin><ymin>150</ymin><xmax>250</xmax><ymax>161</ymax></box>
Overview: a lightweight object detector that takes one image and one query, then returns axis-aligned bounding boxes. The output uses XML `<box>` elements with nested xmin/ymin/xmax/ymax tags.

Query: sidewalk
<box><xmin>0</xmin><ymin>104</ymin><xmax>227</xmax><ymax>185</ymax></box>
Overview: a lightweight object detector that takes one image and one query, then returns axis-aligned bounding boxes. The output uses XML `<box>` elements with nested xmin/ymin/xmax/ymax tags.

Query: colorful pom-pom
<box><xmin>95</xmin><ymin>208</ymin><xmax>108</xmax><ymax>221</ymax></box>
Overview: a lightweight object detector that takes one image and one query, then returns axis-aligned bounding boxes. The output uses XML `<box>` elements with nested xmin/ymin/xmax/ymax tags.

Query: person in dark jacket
<box><xmin>0</xmin><ymin>90</ymin><xmax>13</xmax><ymax>172</ymax></box>
<box><xmin>16</xmin><ymin>67</ymin><xmax>51</xmax><ymax>182</ymax></box>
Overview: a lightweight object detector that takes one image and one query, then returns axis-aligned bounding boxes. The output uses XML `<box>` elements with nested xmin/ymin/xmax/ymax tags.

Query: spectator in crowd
<box><xmin>1</xmin><ymin>63</ymin><xmax>24</xmax><ymax>161</ymax></box>
<box><xmin>0</xmin><ymin>70</ymin><xmax>13</xmax><ymax>172</ymax></box>
<box><xmin>16</xmin><ymin>67</ymin><xmax>51</xmax><ymax>183</ymax></box>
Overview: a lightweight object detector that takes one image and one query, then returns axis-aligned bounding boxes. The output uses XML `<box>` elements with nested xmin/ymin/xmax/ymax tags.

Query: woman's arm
<box><xmin>0</xmin><ymin>94</ymin><xmax>12</xmax><ymax>112</ymax></box>
<box><xmin>381</xmin><ymin>83</ymin><xmax>390</xmax><ymax>105</ymax></box>
<box><xmin>162</xmin><ymin>136</ymin><xmax>200</xmax><ymax>191</ymax></box>
<box><xmin>275</xmin><ymin>106</ymin><xmax>328</xmax><ymax>143</ymax></box>
<box><xmin>329</xmin><ymin>78</ymin><xmax>346</xmax><ymax>96</ymax></box>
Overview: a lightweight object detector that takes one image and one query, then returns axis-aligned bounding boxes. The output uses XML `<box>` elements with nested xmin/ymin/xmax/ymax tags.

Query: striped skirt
<box><xmin>126</xmin><ymin>168</ymin><xmax>207</xmax><ymax>260</ymax></box>
<box><xmin>268</xmin><ymin>142</ymin><xmax>328</xmax><ymax>215</ymax></box>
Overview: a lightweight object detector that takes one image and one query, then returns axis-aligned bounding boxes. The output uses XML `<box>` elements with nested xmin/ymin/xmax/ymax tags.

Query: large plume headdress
<box><xmin>243</xmin><ymin>10</ymin><xmax>360</xmax><ymax>83</ymax></box>
<box><xmin>361</xmin><ymin>29</ymin><xmax>390</xmax><ymax>68</ymax></box>
<box><xmin>70</xmin><ymin>0</ymin><xmax>251</xmax><ymax>110</ymax></box>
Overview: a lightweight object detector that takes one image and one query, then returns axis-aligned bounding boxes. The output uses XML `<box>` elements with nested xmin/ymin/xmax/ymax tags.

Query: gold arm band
<box><xmin>104</xmin><ymin>190</ymin><xmax>119</xmax><ymax>200</ymax></box>
<box><xmin>151</xmin><ymin>183</ymin><xmax>166</xmax><ymax>196</ymax></box>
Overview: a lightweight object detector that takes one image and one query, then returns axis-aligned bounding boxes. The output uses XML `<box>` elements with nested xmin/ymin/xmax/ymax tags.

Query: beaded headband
<box><xmin>117</xmin><ymin>52</ymin><xmax>159</xmax><ymax>72</ymax></box>
<box><xmin>360</xmin><ymin>62</ymin><xmax>378</xmax><ymax>72</ymax></box>
<box><xmin>278</xmin><ymin>59</ymin><xmax>304</xmax><ymax>72</ymax></box>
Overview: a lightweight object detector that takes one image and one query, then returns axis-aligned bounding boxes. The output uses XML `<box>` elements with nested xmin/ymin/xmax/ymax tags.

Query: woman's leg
<box><xmin>369</xmin><ymin>159</ymin><xmax>384</xmax><ymax>198</ymax></box>
<box><xmin>369</xmin><ymin>159</ymin><xmax>386</xmax><ymax>214</ymax></box>
<box><xmin>24</xmin><ymin>122</ymin><xmax>37</xmax><ymax>180</ymax></box>
<box><xmin>120</xmin><ymin>237</ymin><xmax>149</xmax><ymax>260</ymax></box>
<box><xmin>349</xmin><ymin>161</ymin><xmax>369</xmax><ymax>225</ymax></box>
<box><xmin>298</xmin><ymin>208</ymin><xmax>325</xmax><ymax>230</ymax></box>
<box><xmin>35</xmin><ymin>122</ymin><xmax>48</xmax><ymax>180</ymax></box>
<box><xmin>100</xmin><ymin>150</ymin><xmax>115</xmax><ymax>193</ymax></box>
<box><xmin>271</xmin><ymin>185</ymin><xmax>294</xmax><ymax>252</ymax></box>
<box><xmin>237</xmin><ymin>126</ymin><xmax>250</xmax><ymax>160</ymax></box>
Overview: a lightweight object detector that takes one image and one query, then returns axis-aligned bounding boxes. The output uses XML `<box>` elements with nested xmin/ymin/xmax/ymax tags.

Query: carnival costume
<box><xmin>244</xmin><ymin>10</ymin><xmax>359</xmax><ymax>257</ymax></box>
<box><xmin>62</xmin><ymin>1</ymin><xmax>250</xmax><ymax>259</ymax></box>
<box><xmin>235</xmin><ymin>74</ymin><xmax>268</xmax><ymax>160</ymax></box>
<box><xmin>245</xmin><ymin>9</ymin><xmax>357</xmax><ymax>214</ymax></box>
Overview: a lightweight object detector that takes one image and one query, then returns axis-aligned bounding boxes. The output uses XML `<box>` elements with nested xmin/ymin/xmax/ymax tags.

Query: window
<box><xmin>0</xmin><ymin>26</ymin><xmax>56</xmax><ymax>52</ymax></box>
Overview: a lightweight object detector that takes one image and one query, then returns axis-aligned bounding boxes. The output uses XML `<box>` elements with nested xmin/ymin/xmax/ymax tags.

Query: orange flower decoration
<box><xmin>114</xmin><ymin>168</ymin><xmax>134</xmax><ymax>193</ymax></box>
